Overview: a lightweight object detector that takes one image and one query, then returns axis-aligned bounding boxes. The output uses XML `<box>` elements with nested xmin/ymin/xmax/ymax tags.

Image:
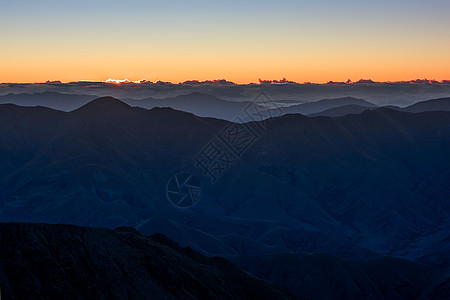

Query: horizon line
<box><xmin>1</xmin><ymin>78</ymin><xmax>450</xmax><ymax>86</ymax></box>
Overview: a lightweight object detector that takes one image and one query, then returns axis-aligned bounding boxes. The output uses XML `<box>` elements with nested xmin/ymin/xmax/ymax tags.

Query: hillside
<box><xmin>0</xmin><ymin>222</ymin><xmax>297</xmax><ymax>300</ymax></box>
<box><xmin>0</xmin><ymin>98</ymin><xmax>449</xmax><ymax>276</ymax></box>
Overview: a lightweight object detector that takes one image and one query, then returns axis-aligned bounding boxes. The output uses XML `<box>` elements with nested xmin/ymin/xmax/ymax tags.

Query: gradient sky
<box><xmin>1</xmin><ymin>0</ymin><xmax>450</xmax><ymax>83</ymax></box>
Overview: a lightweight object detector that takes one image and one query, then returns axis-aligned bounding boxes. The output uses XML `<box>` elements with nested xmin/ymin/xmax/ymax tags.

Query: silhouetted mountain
<box><xmin>0</xmin><ymin>92</ymin><xmax>97</xmax><ymax>111</ymax></box>
<box><xmin>307</xmin><ymin>104</ymin><xmax>377</xmax><ymax>117</ymax></box>
<box><xmin>3</xmin><ymin>80</ymin><xmax>450</xmax><ymax>107</ymax></box>
<box><xmin>402</xmin><ymin>97</ymin><xmax>450</xmax><ymax>113</ymax></box>
<box><xmin>123</xmin><ymin>92</ymin><xmax>253</xmax><ymax>121</ymax></box>
<box><xmin>0</xmin><ymin>222</ymin><xmax>297</xmax><ymax>300</ymax></box>
<box><xmin>0</xmin><ymin>91</ymin><xmax>253</xmax><ymax>121</ymax></box>
<box><xmin>0</xmin><ymin>99</ymin><xmax>449</xmax><ymax>284</ymax></box>
<box><xmin>3</xmin><ymin>92</ymin><xmax>449</xmax><ymax>122</ymax></box>
<box><xmin>79</xmin><ymin>95</ymin><xmax>132</xmax><ymax>109</ymax></box>
<box><xmin>381</xmin><ymin>105</ymin><xmax>403</xmax><ymax>111</ymax></box>
<box><xmin>232</xmin><ymin>253</ymin><xmax>447</xmax><ymax>300</ymax></box>
<box><xmin>271</xmin><ymin>97</ymin><xmax>377</xmax><ymax>116</ymax></box>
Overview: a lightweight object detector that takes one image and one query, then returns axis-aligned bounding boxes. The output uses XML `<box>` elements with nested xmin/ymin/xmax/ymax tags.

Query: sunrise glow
<box><xmin>1</xmin><ymin>1</ymin><xmax>449</xmax><ymax>83</ymax></box>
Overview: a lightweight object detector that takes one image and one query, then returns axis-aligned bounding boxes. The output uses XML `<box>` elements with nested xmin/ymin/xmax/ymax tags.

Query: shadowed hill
<box><xmin>232</xmin><ymin>253</ymin><xmax>447</xmax><ymax>300</ymax></box>
<box><xmin>0</xmin><ymin>222</ymin><xmax>298</xmax><ymax>300</ymax></box>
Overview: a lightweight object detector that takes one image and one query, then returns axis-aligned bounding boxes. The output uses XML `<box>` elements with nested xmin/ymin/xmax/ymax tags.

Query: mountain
<box><xmin>0</xmin><ymin>98</ymin><xmax>449</xmax><ymax>285</ymax></box>
<box><xmin>271</xmin><ymin>97</ymin><xmax>377</xmax><ymax>116</ymax></box>
<box><xmin>0</xmin><ymin>92</ymin><xmax>97</xmax><ymax>111</ymax></box>
<box><xmin>1</xmin><ymin>98</ymin><xmax>449</xmax><ymax>298</ymax></box>
<box><xmin>123</xmin><ymin>92</ymin><xmax>253</xmax><ymax>121</ymax></box>
<box><xmin>402</xmin><ymin>97</ymin><xmax>450</xmax><ymax>113</ymax></box>
<box><xmin>307</xmin><ymin>104</ymin><xmax>377</xmax><ymax>117</ymax></box>
<box><xmin>3</xmin><ymin>81</ymin><xmax>450</xmax><ymax>107</ymax></box>
<box><xmin>2</xmin><ymin>222</ymin><xmax>447</xmax><ymax>300</ymax></box>
<box><xmin>3</xmin><ymin>93</ymin><xmax>449</xmax><ymax>122</ymax></box>
<box><xmin>232</xmin><ymin>254</ymin><xmax>447</xmax><ymax>300</ymax></box>
<box><xmin>382</xmin><ymin>97</ymin><xmax>450</xmax><ymax>114</ymax></box>
<box><xmin>0</xmin><ymin>91</ymin><xmax>253</xmax><ymax>121</ymax></box>
<box><xmin>76</xmin><ymin>95</ymin><xmax>135</xmax><ymax>113</ymax></box>
<box><xmin>0</xmin><ymin>222</ymin><xmax>297</xmax><ymax>300</ymax></box>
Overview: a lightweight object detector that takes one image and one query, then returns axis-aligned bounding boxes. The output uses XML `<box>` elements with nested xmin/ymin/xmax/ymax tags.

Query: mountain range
<box><xmin>398</xmin><ymin>97</ymin><xmax>450</xmax><ymax>113</ymax></box>
<box><xmin>0</xmin><ymin>91</ymin><xmax>97</xmax><ymax>112</ymax></box>
<box><xmin>3</xmin><ymin>80</ymin><xmax>450</xmax><ymax>107</ymax></box>
<box><xmin>123</xmin><ymin>92</ymin><xmax>253</xmax><ymax>121</ymax></box>
<box><xmin>272</xmin><ymin>97</ymin><xmax>377</xmax><ymax>116</ymax></box>
<box><xmin>1</xmin><ymin>92</ymin><xmax>450</xmax><ymax>120</ymax></box>
<box><xmin>0</xmin><ymin>97</ymin><xmax>449</xmax><ymax>299</ymax></box>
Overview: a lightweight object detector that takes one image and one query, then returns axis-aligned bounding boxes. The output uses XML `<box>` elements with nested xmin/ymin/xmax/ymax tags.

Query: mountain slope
<box><xmin>307</xmin><ymin>104</ymin><xmax>377</xmax><ymax>117</ymax></box>
<box><xmin>232</xmin><ymin>253</ymin><xmax>447</xmax><ymax>300</ymax></box>
<box><xmin>0</xmin><ymin>222</ymin><xmax>298</xmax><ymax>300</ymax></box>
<box><xmin>0</xmin><ymin>92</ymin><xmax>97</xmax><ymax>111</ymax></box>
<box><xmin>272</xmin><ymin>97</ymin><xmax>377</xmax><ymax>116</ymax></box>
<box><xmin>402</xmin><ymin>97</ymin><xmax>450</xmax><ymax>113</ymax></box>
<box><xmin>123</xmin><ymin>92</ymin><xmax>253</xmax><ymax>121</ymax></box>
<box><xmin>0</xmin><ymin>99</ymin><xmax>449</xmax><ymax>265</ymax></box>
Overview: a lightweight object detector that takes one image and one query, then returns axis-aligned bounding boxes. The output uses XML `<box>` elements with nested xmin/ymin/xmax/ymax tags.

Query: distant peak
<box><xmin>188</xmin><ymin>91</ymin><xmax>206</xmax><ymax>96</ymax></box>
<box><xmin>77</xmin><ymin>96</ymin><xmax>131</xmax><ymax>110</ymax></box>
<box><xmin>81</xmin><ymin>96</ymin><xmax>131</xmax><ymax>109</ymax></box>
<box><xmin>175</xmin><ymin>92</ymin><xmax>218</xmax><ymax>99</ymax></box>
<box><xmin>92</xmin><ymin>96</ymin><xmax>124</xmax><ymax>102</ymax></box>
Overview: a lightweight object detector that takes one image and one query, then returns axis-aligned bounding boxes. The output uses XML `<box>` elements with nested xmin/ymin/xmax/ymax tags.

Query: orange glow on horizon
<box><xmin>18</xmin><ymin>78</ymin><xmax>450</xmax><ymax>85</ymax></box>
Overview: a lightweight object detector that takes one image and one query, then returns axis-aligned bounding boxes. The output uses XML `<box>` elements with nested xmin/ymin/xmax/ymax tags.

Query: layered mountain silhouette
<box><xmin>123</xmin><ymin>92</ymin><xmax>253</xmax><ymax>121</ymax></box>
<box><xmin>0</xmin><ymin>91</ymin><xmax>97</xmax><ymax>111</ymax></box>
<box><xmin>287</xmin><ymin>97</ymin><xmax>450</xmax><ymax>117</ymax></box>
<box><xmin>271</xmin><ymin>97</ymin><xmax>377</xmax><ymax>116</ymax></box>
<box><xmin>0</xmin><ymin>222</ymin><xmax>297</xmax><ymax>300</ymax></box>
<box><xmin>3</xmin><ymin>80</ymin><xmax>450</xmax><ymax>107</ymax></box>
<box><xmin>0</xmin><ymin>92</ymin><xmax>253</xmax><ymax>121</ymax></box>
<box><xmin>2</xmin><ymin>92</ymin><xmax>450</xmax><ymax>120</ymax></box>
<box><xmin>401</xmin><ymin>97</ymin><xmax>450</xmax><ymax>113</ymax></box>
<box><xmin>307</xmin><ymin>104</ymin><xmax>377</xmax><ymax>117</ymax></box>
<box><xmin>0</xmin><ymin>97</ymin><xmax>449</xmax><ymax>299</ymax></box>
<box><xmin>0</xmin><ymin>97</ymin><xmax>449</xmax><ymax>258</ymax></box>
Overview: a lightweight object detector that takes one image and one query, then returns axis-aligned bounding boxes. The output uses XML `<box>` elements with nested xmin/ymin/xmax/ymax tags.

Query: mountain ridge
<box><xmin>0</xmin><ymin>222</ymin><xmax>298</xmax><ymax>300</ymax></box>
<box><xmin>271</xmin><ymin>96</ymin><xmax>377</xmax><ymax>116</ymax></box>
<box><xmin>402</xmin><ymin>97</ymin><xmax>450</xmax><ymax>112</ymax></box>
<box><xmin>0</xmin><ymin>98</ymin><xmax>449</xmax><ymax>298</ymax></box>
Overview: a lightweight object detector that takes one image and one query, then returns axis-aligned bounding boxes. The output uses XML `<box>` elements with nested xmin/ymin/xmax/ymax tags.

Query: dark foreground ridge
<box><xmin>0</xmin><ymin>222</ymin><xmax>298</xmax><ymax>300</ymax></box>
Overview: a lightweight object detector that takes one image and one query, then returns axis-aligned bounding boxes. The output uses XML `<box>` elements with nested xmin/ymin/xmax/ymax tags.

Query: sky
<box><xmin>1</xmin><ymin>0</ymin><xmax>450</xmax><ymax>83</ymax></box>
